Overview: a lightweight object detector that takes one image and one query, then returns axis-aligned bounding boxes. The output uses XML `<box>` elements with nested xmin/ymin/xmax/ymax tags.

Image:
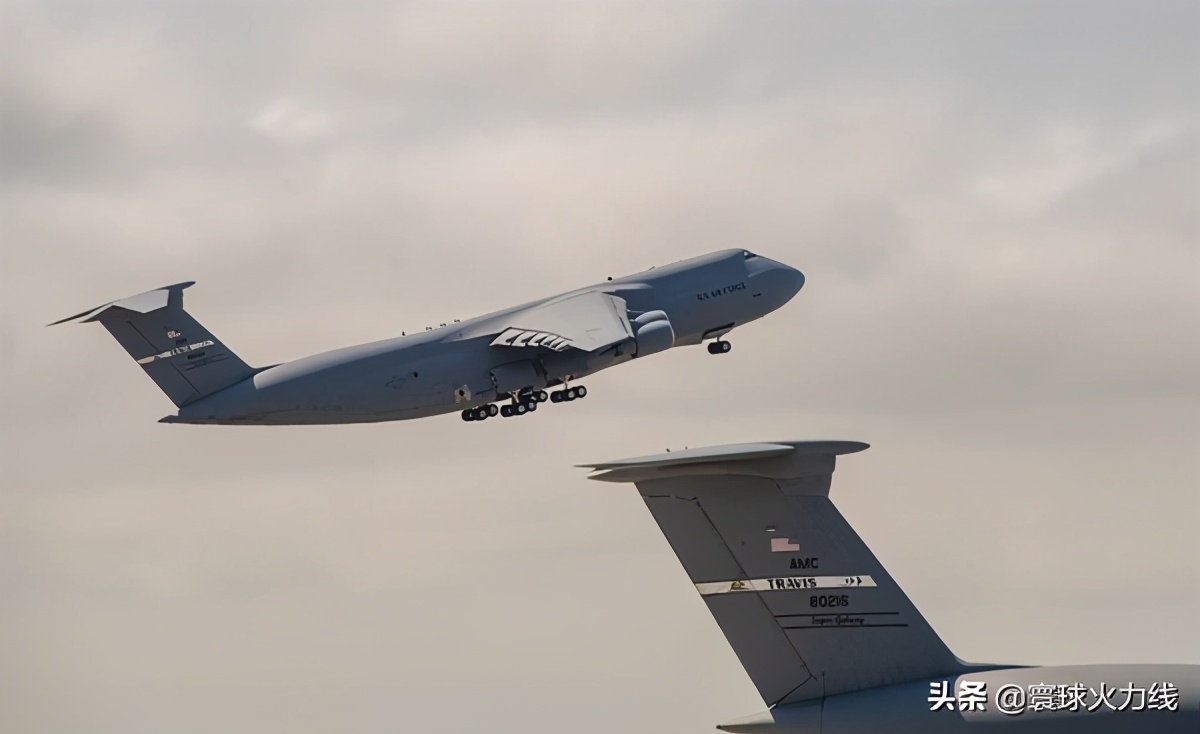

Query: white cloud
<box><xmin>971</xmin><ymin>117</ymin><xmax>1196</xmax><ymax>216</ymax></box>
<box><xmin>251</xmin><ymin>98</ymin><xmax>333</xmax><ymax>143</ymax></box>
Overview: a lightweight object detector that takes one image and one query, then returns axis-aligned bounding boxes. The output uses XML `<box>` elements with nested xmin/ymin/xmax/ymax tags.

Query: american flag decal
<box><xmin>770</xmin><ymin>537</ymin><xmax>801</xmax><ymax>552</ymax></box>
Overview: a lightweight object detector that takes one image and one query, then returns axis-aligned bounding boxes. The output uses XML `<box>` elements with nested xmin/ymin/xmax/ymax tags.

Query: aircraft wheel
<box><xmin>474</xmin><ymin>407</ymin><xmax>490</xmax><ymax>421</ymax></box>
<box><xmin>514</xmin><ymin>403</ymin><xmax>527</xmax><ymax>415</ymax></box>
<box><xmin>486</xmin><ymin>404</ymin><xmax>499</xmax><ymax>417</ymax></box>
<box><xmin>575</xmin><ymin>385</ymin><xmax>587</xmax><ymax>398</ymax></box>
<box><xmin>534</xmin><ymin>390</ymin><xmax>549</xmax><ymax>402</ymax></box>
<box><xmin>461</xmin><ymin>409</ymin><xmax>475</xmax><ymax>421</ymax></box>
<box><xmin>500</xmin><ymin>405</ymin><xmax>513</xmax><ymax>418</ymax></box>
<box><xmin>550</xmin><ymin>391</ymin><xmax>563</xmax><ymax>403</ymax></box>
<box><xmin>525</xmin><ymin>400</ymin><xmax>538</xmax><ymax>412</ymax></box>
<box><xmin>564</xmin><ymin>388</ymin><xmax>577</xmax><ymax>401</ymax></box>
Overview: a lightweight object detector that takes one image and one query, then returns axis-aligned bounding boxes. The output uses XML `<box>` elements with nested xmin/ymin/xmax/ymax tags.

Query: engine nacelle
<box><xmin>634</xmin><ymin>318</ymin><xmax>674</xmax><ymax>357</ymax></box>
<box><xmin>634</xmin><ymin>310</ymin><xmax>669</xmax><ymax>325</ymax></box>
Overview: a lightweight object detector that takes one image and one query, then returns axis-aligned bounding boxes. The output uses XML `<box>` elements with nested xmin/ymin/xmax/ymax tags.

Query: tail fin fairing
<box><xmin>51</xmin><ymin>282</ymin><xmax>253</xmax><ymax>407</ymax></box>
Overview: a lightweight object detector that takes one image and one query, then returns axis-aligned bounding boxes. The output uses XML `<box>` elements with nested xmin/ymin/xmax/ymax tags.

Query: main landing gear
<box><xmin>549</xmin><ymin>385</ymin><xmax>587</xmax><ymax>402</ymax></box>
<box><xmin>460</xmin><ymin>403</ymin><xmax>500</xmax><ymax>421</ymax></box>
<box><xmin>461</xmin><ymin>385</ymin><xmax>587</xmax><ymax>422</ymax></box>
<box><xmin>707</xmin><ymin>340</ymin><xmax>732</xmax><ymax>355</ymax></box>
<box><xmin>499</xmin><ymin>389</ymin><xmax>548</xmax><ymax>418</ymax></box>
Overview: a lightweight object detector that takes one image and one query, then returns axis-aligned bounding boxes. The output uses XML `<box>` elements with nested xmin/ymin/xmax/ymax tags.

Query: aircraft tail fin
<box><xmin>50</xmin><ymin>282</ymin><xmax>254</xmax><ymax>408</ymax></box>
<box><xmin>582</xmin><ymin>441</ymin><xmax>971</xmax><ymax>707</ymax></box>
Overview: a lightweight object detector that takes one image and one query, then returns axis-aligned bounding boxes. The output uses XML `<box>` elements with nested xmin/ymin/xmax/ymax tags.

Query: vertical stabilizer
<box><xmin>582</xmin><ymin>441</ymin><xmax>968</xmax><ymax>706</ymax></box>
<box><xmin>50</xmin><ymin>282</ymin><xmax>254</xmax><ymax>408</ymax></box>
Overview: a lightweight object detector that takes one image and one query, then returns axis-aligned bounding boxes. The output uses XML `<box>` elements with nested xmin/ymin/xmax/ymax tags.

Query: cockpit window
<box><xmin>743</xmin><ymin>250</ymin><xmax>759</xmax><ymax>260</ymax></box>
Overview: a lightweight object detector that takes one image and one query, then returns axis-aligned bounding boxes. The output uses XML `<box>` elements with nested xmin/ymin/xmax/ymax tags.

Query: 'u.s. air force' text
<box><xmin>696</xmin><ymin>282</ymin><xmax>746</xmax><ymax>300</ymax></box>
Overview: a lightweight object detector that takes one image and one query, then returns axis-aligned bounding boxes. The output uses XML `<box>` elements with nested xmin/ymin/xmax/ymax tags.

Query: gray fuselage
<box><xmin>167</xmin><ymin>249</ymin><xmax>803</xmax><ymax>425</ymax></box>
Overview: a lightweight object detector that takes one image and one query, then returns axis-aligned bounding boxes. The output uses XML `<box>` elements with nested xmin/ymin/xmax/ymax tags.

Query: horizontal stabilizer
<box><xmin>48</xmin><ymin>282</ymin><xmax>196</xmax><ymax>325</ymax></box>
<box><xmin>581</xmin><ymin>441</ymin><xmax>867</xmax><ymax>482</ymax></box>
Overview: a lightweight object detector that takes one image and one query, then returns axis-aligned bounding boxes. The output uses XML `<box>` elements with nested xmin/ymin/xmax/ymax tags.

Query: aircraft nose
<box><xmin>747</xmin><ymin>257</ymin><xmax>805</xmax><ymax>310</ymax></box>
<box><xmin>764</xmin><ymin>259</ymin><xmax>804</xmax><ymax>298</ymax></box>
<box><xmin>779</xmin><ymin>263</ymin><xmax>804</xmax><ymax>296</ymax></box>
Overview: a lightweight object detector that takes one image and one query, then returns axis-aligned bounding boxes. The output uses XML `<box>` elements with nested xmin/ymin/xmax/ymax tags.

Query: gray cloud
<box><xmin>2</xmin><ymin>1</ymin><xmax>1197</xmax><ymax>733</ymax></box>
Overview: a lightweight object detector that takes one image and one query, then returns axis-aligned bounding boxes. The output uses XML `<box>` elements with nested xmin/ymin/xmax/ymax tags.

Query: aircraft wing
<box><xmin>485</xmin><ymin>290</ymin><xmax>633</xmax><ymax>353</ymax></box>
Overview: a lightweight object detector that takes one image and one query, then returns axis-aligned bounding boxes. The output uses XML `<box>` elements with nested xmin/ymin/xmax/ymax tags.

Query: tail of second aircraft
<box><xmin>50</xmin><ymin>282</ymin><xmax>254</xmax><ymax>408</ymax></box>
<box><xmin>583</xmin><ymin>441</ymin><xmax>986</xmax><ymax>708</ymax></box>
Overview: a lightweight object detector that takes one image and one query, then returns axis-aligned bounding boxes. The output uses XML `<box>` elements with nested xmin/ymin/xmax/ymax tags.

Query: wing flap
<box><xmin>486</xmin><ymin>291</ymin><xmax>632</xmax><ymax>353</ymax></box>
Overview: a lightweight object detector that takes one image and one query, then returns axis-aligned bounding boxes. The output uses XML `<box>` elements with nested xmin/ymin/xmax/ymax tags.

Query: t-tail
<box><xmin>582</xmin><ymin>443</ymin><xmax>1200</xmax><ymax>733</ymax></box>
<box><xmin>581</xmin><ymin>441</ymin><xmax>997</xmax><ymax>731</ymax></box>
<box><xmin>50</xmin><ymin>282</ymin><xmax>254</xmax><ymax>408</ymax></box>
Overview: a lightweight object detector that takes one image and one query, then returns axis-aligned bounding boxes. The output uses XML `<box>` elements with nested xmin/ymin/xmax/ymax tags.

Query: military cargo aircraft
<box><xmin>582</xmin><ymin>441</ymin><xmax>1198</xmax><ymax>733</ymax></box>
<box><xmin>51</xmin><ymin>249</ymin><xmax>803</xmax><ymax>425</ymax></box>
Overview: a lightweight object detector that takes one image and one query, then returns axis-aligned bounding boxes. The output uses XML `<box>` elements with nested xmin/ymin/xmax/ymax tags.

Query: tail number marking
<box><xmin>696</xmin><ymin>575</ymin><xmax>876</xmax><ymax>596</ymax></box>
<box><xmin>137</xmin><ymin>340</ymin><xmax>215</xmax><ymax>364</ymax></box>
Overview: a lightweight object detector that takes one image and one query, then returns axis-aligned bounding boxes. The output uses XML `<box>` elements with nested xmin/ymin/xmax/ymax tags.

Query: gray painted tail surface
<box><xmin>52</xmin><ymin>282</ymin><xmax>253</xmax><ymax>407</ymax></box>
<box><xmin>605</xmin><ymin>444</ymin><xmax>969</xmax><ymax>707</ymax></box>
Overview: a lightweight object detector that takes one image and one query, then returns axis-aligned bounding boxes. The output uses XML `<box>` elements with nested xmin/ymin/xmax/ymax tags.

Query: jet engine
<box><xmin>633</xmin><ymin>311</ymin><xmax>674</xmax><ymax>357</ymax></box>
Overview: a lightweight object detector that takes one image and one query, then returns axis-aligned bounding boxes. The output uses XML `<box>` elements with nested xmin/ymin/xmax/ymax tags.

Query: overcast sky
<box><xmin>1</xmin><ymin>1</ymin><xmax>1197</xmax><ymax>733</ymax></box>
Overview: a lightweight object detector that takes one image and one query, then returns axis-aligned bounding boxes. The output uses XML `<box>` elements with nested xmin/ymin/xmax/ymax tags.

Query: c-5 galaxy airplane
<box><xmin>582</xmin><ymin>441</ymin><xmax>1198</xmax><ymax>734</ymax></box>
<box><xmin>51</xmin><ymin>249</ymin><xmax>802</xmax><ymax>425</ymax></box>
